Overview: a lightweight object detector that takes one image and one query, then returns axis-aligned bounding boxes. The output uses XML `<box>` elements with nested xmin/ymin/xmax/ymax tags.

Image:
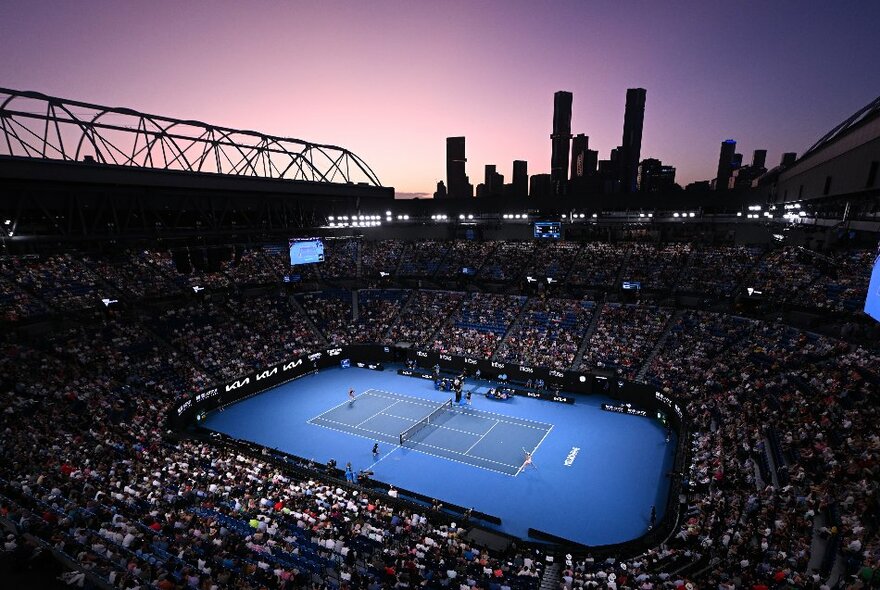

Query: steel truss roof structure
<box><xmin>0</xmin><ymin>88</ymin><xmax>382</xmax><ymax>187</ymax></box>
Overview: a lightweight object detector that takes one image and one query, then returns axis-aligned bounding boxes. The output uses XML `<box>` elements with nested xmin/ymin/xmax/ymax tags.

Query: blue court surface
<box><xmin>308</xmin><ymin>389</ymin><xmax>552</xmax><ymax>476</ymax></box>
<box><xmin>202</xmin><ymin>366</ymin><xmax>675</xmax><ymax>546</ymax></box>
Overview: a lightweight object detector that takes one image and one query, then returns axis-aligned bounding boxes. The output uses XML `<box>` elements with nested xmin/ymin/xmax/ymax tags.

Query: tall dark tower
<box><xmin>484</xmin><ymin>164</ymin><xmax>496</xmax><ymax>195</ymax></box>
<box><xmin>512</xmin><ymin>160</ymin><xmax>528</xmax><ymax>198</ymax></box>
<box><xmin>569</xmin><ymin>134</ymin><xmax>589</xmax><ymax>195</ymax></box>
<box><xmin>483</xmin><ymin>165</ymin><xmax>503</xmax><ymax>197</ymax></box>
<box><xmin>715</xmin><ymin>139</ymin><xmax>737</xmax><ymax>191</ymax></box>
<box><xmin>570</xmin><ymin>134</ymin><xmax>589</xmax><ymax>180</ymax></box>
<box><xmin>550</xmin><ymin>91</ymin><xmax>573</xmax><ymax>196</ymax></box>
<box><xmin>752</xmin><ymin>149</ymin><xmax>767</xmax><ymax>170</ymax></box>
<box><xmin>619</xmin><ymin>88</ymin><xmax>647</xmax><ymax>193</ymax></box>
<box><xmin>446</xmin><ymin>137</ymin><xmax>471</xmax><ymax>198</ymax></box>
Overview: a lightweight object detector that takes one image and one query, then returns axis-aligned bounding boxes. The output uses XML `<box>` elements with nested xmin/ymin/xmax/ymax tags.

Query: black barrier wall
<box><xmin>170</xmin><ymin>345</ymin><xmax>394</xmax><ymax>429</ymax></box>
<box><xmin>397</xmin><ymin>369</ymin><xmax>575</xmax><ymax>404</ymax></box>
<box><xmin>404</xmin><ymin>349</ymin><xmax>685</xmax><ymax>430</ymax></box>
<box><xmin>172</xmin><ymin>344</ymin><xmax>686</xmax><ymax>435</ymax></box>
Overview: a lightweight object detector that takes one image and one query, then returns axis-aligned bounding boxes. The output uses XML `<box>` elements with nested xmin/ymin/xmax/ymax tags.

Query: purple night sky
<box><xmin>1</xmin><ymin>0</ymin><xmax>878</xmax><ymax>197</ymax></box>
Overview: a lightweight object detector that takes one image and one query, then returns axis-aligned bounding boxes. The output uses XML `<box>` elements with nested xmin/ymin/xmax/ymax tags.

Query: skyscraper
<box><xmin>512</xmin><ymin>160</ymin><xmax>528</xmax><ymax>198</ymax></box>
<box><xmin>619</xmin><ymin>88</ymin><xmax>647</xmax><ymax>193</ymax></box>
<box><xmin>598</xmin><ymin>148</ymin><xmax>621</xmax><ymax>194</ymax></box>
<box><xmin>570</xmin><ymin>134</ymin><xmax>589</xmax><ymax>180</ymax></box>
<box><xmin>483</xmin><ymin>164</ymin><xmax>504</xmax><ymax>197</ymax></box>
<box><xmin>584</xmin><ymin>150</ymin><xmax>598</xmax><ymax>177</ymax></box>
<box><xmin>715</xmin><ymin>139</ymin><xmax>737</xmax><ymax>191</ymax></box>
<box><xmin>752</xmin><ymin>149</ymin><xmax>767</xmax><ymax>170</ymax></box>
<box><xmin>446</xmin><ymin>136</ymin><xmax>472</xmax><ymax>199</ymax></box>
<box><xmin>550</xmin><ymin>91</ymin><xmax>573</xmax><ymax>196</ymax></box>
<box><xmin>529</xmin><ymin>174</ymin><xmax>553</xmax><ymax>199</ymax></box>
<box><xmin>569</xmin><ymin>134</ymin><xmax>594</xmax><ymax>195</ymax></box>
<box><xmin>638</xmin><ymin>158</ymin><xmax>676</xmax><ymax>192</ymax></box>
<box><xmin>730</xmin><ymin>149</ymin><xmax>769</xmax><ymax>189</ymax></box>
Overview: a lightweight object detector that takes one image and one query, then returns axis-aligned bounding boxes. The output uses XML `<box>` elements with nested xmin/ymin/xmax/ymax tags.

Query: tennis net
<box><xmin>399</xmin><ymin>399</ymin><xmax>453</xmax><ymax>445</ymax></box>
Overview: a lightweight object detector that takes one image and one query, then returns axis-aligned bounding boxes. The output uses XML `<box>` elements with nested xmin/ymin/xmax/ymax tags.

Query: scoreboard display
<box><xmin>289</xmin><ymin>238</ymin><xmax>325</xmax><ymax>265</ymax></box>
<box><xmin>533</xmin><ymin>221</ymin><xmax>561</xmax><ymax>239</ymax></box>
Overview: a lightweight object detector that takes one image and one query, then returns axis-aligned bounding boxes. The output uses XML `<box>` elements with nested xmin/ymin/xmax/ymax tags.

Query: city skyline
<box><xmin>1</xmin><ymin>0</ymin><xmax>879</xmax><ymax>197</ymax></box>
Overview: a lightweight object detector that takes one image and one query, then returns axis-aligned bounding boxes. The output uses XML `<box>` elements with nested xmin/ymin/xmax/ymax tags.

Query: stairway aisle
<box><xmin>635</xmin><ymin>309</ymin><xmax>683</xmax><ymax>382</ymax></box>
<box><xmin>571</xmin><ymin>301</ymin><xmax>604</xmax><ymax>370</ymax></box>
<box><xmin>382</xmin><ymin>289</ymin><xmax>417</xmax><ymax>341</ymax></box>
<box><xmin>290</xmin><ymin>295</ymin><xmax>329</xmax><ymax>346</ymax></box>
<box><xmin>539</xmin><ymin>562</ymin><xmax>560</xmax><ymax>590</ymax></box>
<box><xmin>491</xmin><ymin>296</ymin><xmax>532</xmax><ymax>361</ymax></box>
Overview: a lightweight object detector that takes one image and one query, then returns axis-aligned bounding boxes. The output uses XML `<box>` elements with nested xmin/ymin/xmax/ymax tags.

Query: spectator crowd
<box><xmin>497</xmin><ymin>296</ymin><xmax>595</xmax><ymax>370</ymax></box>
<box><xmin>432</xmin><ymin>293</ymin><xmax>527</xmax><ymax>358</ymax></box>
<box><xmin>0</xmin><ymin>239</ymin><xmax>878</xmax><ymax>589</ymax></box>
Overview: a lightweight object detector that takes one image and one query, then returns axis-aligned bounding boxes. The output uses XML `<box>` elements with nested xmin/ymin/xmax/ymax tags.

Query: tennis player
<box><xmin>348</xmin><ymin>388</ymin><xmax>356</xmax><ymax>405</ymax></box>
<box><xmin>521</xmin><ymin>448</ymin><xmax>537</xmax><ymax>470</ymax></box>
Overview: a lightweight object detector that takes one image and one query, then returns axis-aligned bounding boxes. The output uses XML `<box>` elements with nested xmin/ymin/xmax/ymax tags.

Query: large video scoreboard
<box><xmin>533</xmin><ymin>221</ymin><xmax>561</xmax><ymax>239</ymax></box>
<box><xmin>289</xmin><ymin>238</ymin><xmax>325</xmax><ymax>265</ymax></box>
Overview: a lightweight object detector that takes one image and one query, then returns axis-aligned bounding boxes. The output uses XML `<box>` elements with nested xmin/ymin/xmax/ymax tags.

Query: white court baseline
<box><xmin>307</xmin><ymin>389</ymin><xmax>553</xmax><ymax>476</ymax></box>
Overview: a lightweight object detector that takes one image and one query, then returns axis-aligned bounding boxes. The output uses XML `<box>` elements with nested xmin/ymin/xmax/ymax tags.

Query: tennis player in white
<box><xmin>521</xmin><ymin>448</ymin><xmax>537</xmax><ymax>470</ymax></box>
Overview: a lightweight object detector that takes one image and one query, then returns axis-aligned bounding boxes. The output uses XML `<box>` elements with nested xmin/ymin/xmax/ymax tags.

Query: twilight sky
<box><xmin>1</xmin><ymin>0</ymin><xmax>879</xmax><ymax>197</ymax></box>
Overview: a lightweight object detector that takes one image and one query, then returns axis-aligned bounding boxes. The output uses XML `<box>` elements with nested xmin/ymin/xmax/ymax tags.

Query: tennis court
<box><xmin>202</xmin><ymin>367</ymin><xmax>676</xmax><ymax>546</ymax></box>
<box><xmin>308</xmin><ymin>389</ymin><xmax>553</xmax><ymax>476</ymax></box>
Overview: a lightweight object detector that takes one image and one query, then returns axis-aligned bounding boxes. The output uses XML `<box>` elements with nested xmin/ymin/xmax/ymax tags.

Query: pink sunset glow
<box><xmin>1</xmin><ymin>0</ymin><xmax>878</xmax><ymax>196</ymax></box>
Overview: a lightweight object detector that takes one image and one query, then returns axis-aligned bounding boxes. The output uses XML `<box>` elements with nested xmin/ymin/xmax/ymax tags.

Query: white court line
<box><xmin>403</xmin><ymin>438</ymin><xmax>519</xmax><ymax>468</ymax></box>
<box><xmin>361</xmin><ymin>389</ymin><xmax>438</xmax><ymax>409</ymax></box>
<box><xmin>309</xmin><ymin>416</ymin><xmax>398</xmax><ymax>441</ymax></box>
<box><xmin>369</xmin><ymin>388</ymin><xmax>553</xmax><ymax>426</ymax></box>
<box><xmin>454</xmin><ymin>406</ymin><xmax>551</xmax><ymax>430</ymax></box>
<box><xmin>308</xmin><ymin>419</ymin><xmax>516</xmax><ymax>477</ymax></box>
<box><xmin>312</xmin><ymin>413</ymin><xmax>518</xmax><ymax>469</ymax></box>
<box><xmin>309</xmin><ymin>389</ymin><xmax>371</xmax><ymax>422</ymax></box>
<box><xmin>312</xmin><ymin>388</ymin><xmax>552</xmax><ymax>477</ymax></box>
<box><xmin>363</xmin><ymin>389</ymin><xmax>552</xmax><ymax>431</ymax></box>
<box><xmin>463</xmin><ymin>419</ymin><xmax>500</xmax><ymax>455</ymax></box>
<box><xmin>400</xmin><ymin>442</ymin><xmax>518</xmax><ymax>477</ymax></box>
<box><xmin>531</xmin><ymin>424</ymin><xmax>554</xmax><ymax>456</ymax></box>
<box><xmin>515</xmin><ymin>424</ymin><xmax>554</xmax><ymax>476</ymax></box>
<box><xmin>366</xmin><ymin>444</ymin><xmax>402</xmax><ymax>471</ymax></box>
<box><xmin>356</xmin><ymin>400</ymin><xmax>400</xmax><ymax>427</ymax></box>
<box><xmin>379</xmin><ymin>412</ymin><xmax>486</xmax><ymax>437</ymax></box>
<box><xmin>367</xmin><ymin>387</ymin><xmax>554</xmax><ymax>428</ymax></box>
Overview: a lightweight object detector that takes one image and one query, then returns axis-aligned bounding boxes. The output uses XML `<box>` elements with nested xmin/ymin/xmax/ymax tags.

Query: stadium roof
<box><xmin>0</xmin><ymin>87</ymin><xmax>383</xmax><ymax>187</ymax></box>
<box><xmin>800</xmin><ymin>94</ymin><xmax>880</xmax><ymax>161</ymax></box>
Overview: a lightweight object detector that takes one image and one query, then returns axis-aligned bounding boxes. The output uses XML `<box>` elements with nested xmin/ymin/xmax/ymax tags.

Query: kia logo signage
<box><xmin>225</xmin><ymin>377</ymin><xmax>250</xmax><ymax>392</ymax></box>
